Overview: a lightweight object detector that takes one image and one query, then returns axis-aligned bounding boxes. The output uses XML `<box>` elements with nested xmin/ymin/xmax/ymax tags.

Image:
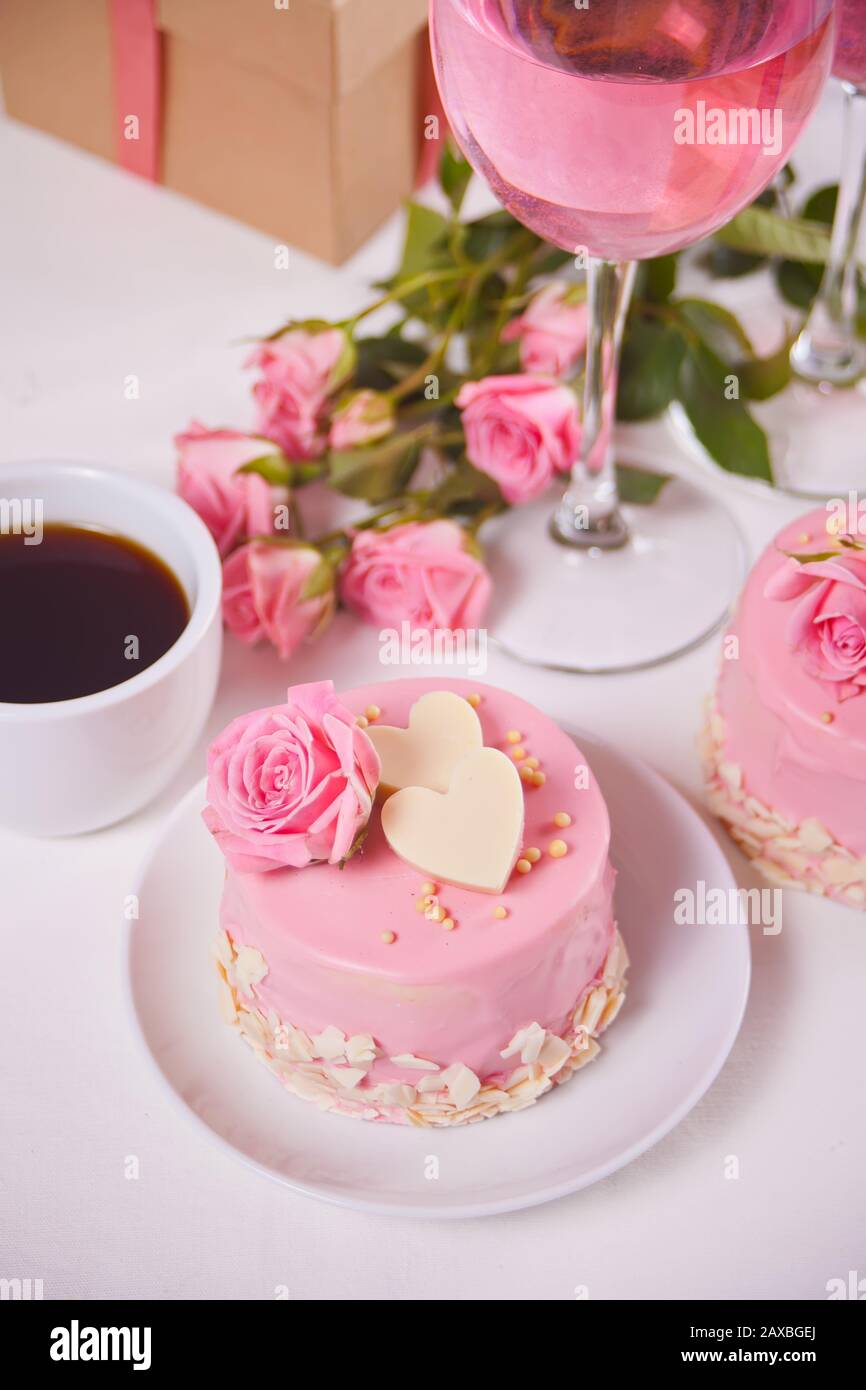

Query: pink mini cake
<box><xmin>703</xmin><ymin>507</ymin><xmax>866</xmax><ymax>909</ymax></box>
<box><xmin>206</xmin><ymin>676</ymin><xmax>626</xmax><ymax>1125</ymax></box>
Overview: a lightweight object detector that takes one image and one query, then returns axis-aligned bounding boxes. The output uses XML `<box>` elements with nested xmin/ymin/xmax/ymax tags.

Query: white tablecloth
<box><xmin>2</xmin><ymin>87</ymin><xmax>864</xmax><ymax>1301</ymax></box>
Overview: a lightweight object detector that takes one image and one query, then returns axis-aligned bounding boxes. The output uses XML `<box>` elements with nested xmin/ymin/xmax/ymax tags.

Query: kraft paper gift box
<box><xmin>0</xmin><ymin>0</ymin><xmax>436</xmax><ymax>263</ymax></box>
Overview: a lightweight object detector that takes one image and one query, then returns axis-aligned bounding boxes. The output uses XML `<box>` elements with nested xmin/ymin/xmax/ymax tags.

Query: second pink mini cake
<box><xmin>704</xmin><ymin>507</ymin><xmax>866</xmax><ymax>909</ymax></box>
<box><xmin>205</xmin><ymin>676</ymin><xmax>626</xmax><ymax>1126</ymax></box>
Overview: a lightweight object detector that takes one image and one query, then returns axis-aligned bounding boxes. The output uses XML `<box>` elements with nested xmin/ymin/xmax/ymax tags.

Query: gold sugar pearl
<box><xmin>493</xmin><ymin>906</ymin><xmax>508</xmax><ymax>920</ymax></box>
<box><xmin>356</xmin><ymin>715</ymin><xmax>369</xmax><ymax>728</ymax></box>
<box><xmin>554</xmin><ymin>811</ymin><xmax>572</xmax><ymax>828</ymax></box>
<box><xmin>798</xmin><ymin>532</ymin><xmax>811</xmax><ymax>544</ymax></box>
<box><xmin>516</xmin><ymin>858</ymin><xmax>532</xmax><ymax>875</ymax></box>
<box><xmin>380</xmin><ymin>931</ymin><xmax>396</xmax><ymax>944</ymax></box>
<box><xmin>531</xmin><ymin>771</ymin><xmax>546</xmax><ymax>787</ymax></box>
<box><xmin>443</xmin><ymin>917</ymin><xmax>456</xmax><ymax>931</ymax></box>
<box><xmin>365</xmin><ymin>704</ymin><xmax>381</xmax><ymax>721</ymax></box>
<box><xmin>549</xmin><ymin>840</ymin><xmax>568</xmax><ymax>859</ymax></box>
<box><xmin>506</xmin><ymin>730</ymin><xmax>522</xmax><ymax>744</ymax></box>
<box><xmin>524</xmin><ymin>847</ymin><xmax>541</xmax><ymax>863</ymax></box>
<box><xmin>821</xmin><ymin>711</ymin><xmax>834</xmax><ymax>725</ymax></box>
<box><xmin>511</xmin><ymin>746</ymin><xmax>527</xmax><ymax>762</ymax></box>
<box><xmin>524</xmin><ymin>757</ymin><xmax>540</xmax><ymax>771</ymax></box>
<box><xmin>415</xmin><ymin>898</ymin><xmax>429</xmax><ymax>914</ymax></box>
<box><xmin>520</xmin><ymin>766</ymin><xmax>535</xmax><ymax>782</ymax></box>
<box><xmin>420</xmin><ymin>881</ymin><xmax>437</xmax><ymax>896</ymax></box>
<box><xmin>467</xmin><ymin>693</ymin><xmax>482</xmax><ymax>708</ymax></box>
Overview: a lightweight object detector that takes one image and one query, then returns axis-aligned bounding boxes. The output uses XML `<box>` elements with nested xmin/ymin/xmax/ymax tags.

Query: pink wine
<box><xmin>834</xmin><ymin>0</ymin><xmax>866</xmax><ymax>87</ymax></box>
<box><xmin>430</xmin><ymin>0</ymin><xmax>834</xmax><ymax>259</ymax></box>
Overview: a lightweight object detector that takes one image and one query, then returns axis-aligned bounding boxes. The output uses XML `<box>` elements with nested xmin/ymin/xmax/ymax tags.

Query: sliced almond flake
<box><xmin>538</xmin><ymin>1035</ymin><xmax>571</xmax><ymax>1076</ymax></box>
<box><xmin>389</xmin><ymin>1054</ymin><xmax>440</xmax><ymax>1070</ymax></box>
<box><xmin>326</xmin><ymin>1066</ymin><xmax>367</xmax><ymax>1091</ymax></box>
<box><xmin>798</xmin><ymin>818</ymin><xmax>834</xmax><ymax>853</ymax></box>
<box><xmin>345</xmin><ymin>1033</ymin><xmax>379</xmax><ymax>1066</ymax></box>
<box><xmin>579</xmin><ymin>986</ymin><xmax>607</xmax><ymax>1034</ymax></box>
<box><xmin>212</xmin><ymin>930</ymin><xmax>234</xmax><ymax>968</ymax></box>
<box><xmin>217</xmin><ymin>978</ymin><xmax>238</xmax><ymax>1025</ymax></box>
<box><xmin>844</xmin><ymin>884</ymin><xmax>865</xmax><ymax>903</ymax></box>
<box><xmin>752</xmin><ymin>856</ymin><xmax>798</xmax><ymax>887</ymax></box>
<box><xmin>440</xmin><ymin>1063</ymin><xmax>481</xmax><ymax>1109</ymax></box>
<box><xmin>718</xmin><ymin>761</ymin><xmax>742</xmax><ymax>791</ymax></box>
<box><xmin>284</xmin><ymin>1025</ymin><xmax>316</xmax><ymax>1063</ymax></box>
<box><xmin>231</xmin><ymin>945</ymin><xmax>268</xmax><ymax>997</ymax></box>
<box><xmin>375</xmin><ymin>1082</ymin><xmax>417</xmax><ymax>1108</ymax></box>
<box><xmin>823</xmin><ymin>856</ymin><xmax>863</xmax><ymax>886</ymax></box>
<box><xmin>499</xmin><ymin>1021</ymin><xmax>545</xmax><ymax>1063</ymax></box>
<box><xmin>416</xmin><ymin>1073</ymin><xmax>445</xmax><ymax>1094</ymax></box>
<box><xmin>312</xmin><ymin>1025</ymin><xmax>347</xmax><ymax>1060</ymax></box>
<box><xmin>599</xmin><ymin>991</ymin><xmax>625</xmax><ymax>1031</ymax></box>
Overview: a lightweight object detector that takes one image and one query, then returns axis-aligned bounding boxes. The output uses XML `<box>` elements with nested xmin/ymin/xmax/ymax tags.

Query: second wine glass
<box><xmin>430</xmin><ymin>0</ymin><xmax>835</xmax><ymax>670</ymax></box>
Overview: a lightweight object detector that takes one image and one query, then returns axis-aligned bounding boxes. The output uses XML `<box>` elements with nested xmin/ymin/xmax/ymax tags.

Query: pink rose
<box><xmin>457</xmin><ymin>375</ymin><xmax>580</xmax><ymax>504</ymax></box>
<box><xmin>222</xmin><ymin>541</ymin><xmax>335</xmax><ymax>660</ymax></box>
<box><xmin>329</xmin><ymin>390</ymin><xmax>395</xmax><ymax>451</ymax></box>
<box><xmin>340</xmin><ymin>520</ymin><xmax>491</xmax><ymax>633</ymax></box>
<box><xmin>175</xmin><ymin>422</ymin><xmax>282</xmax><ymax>557</ymax></box>
<box><xmin>765</xmin><ymin>550</ymin><xmax>866</xmax><ymax>701</ymax></box>
<box><xmin>502</xmin><ymin>284</ymin><xmax>589</xmax><ymax>377</ymax></box>
<box><xmin>204</xmin><ymin>681</ymin><xmax>381</xmax><ymax>872</ymax></box>
<box><xmin>246</xmin><ymin>327</ymin><xmax>352</xmax><ymax>459</ymax></box>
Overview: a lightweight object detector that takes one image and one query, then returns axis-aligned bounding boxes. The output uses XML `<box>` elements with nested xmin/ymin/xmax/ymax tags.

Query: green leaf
<box><xmin>398</xmin><ymin>202</ymin><xmax>452</xmax><ymax>281</ymax></box>
<box><xmin>703</xmin><ymin>244</ymin><xmax>767</xmax><ymax>279</ymax></box>
<box><xmin>617</xmin><ymin>318</ymin><xmax>686</xmax><ymax>421</ymax></box>
<box><xmin>714</xmin><ymin>206</ymin><xmax>831</xmax><ymax>265</ymax></box>
<box><xmin>299</xmin><ymin>554</ymin><xmax>336</xmax><ymax>603</ymax></box>
<box><xmin>678</xmin><ymin>342</ymin><xmax>774</xmax><ymax>483</ymax></box>
<box><xmin>775</xmin><ymin>257</ymin><xmax>822</xmax><ymax>309</ymax></box>
<box><xmin>615</xmin><ymin>464</ymin><xmax>671</xmax><ymax>505</ymax></box>
<box><xmin>463</xmin><ymin>209</ymin><xmax>525</xmax><ymax>263</ymax></box>
<box><xmin>800</xmin><ymin>184</ymin><xmax>838</xmax><ymax>225</ymax></box>
<box><xmin>429</xmin><ymin>459</ymin><xmax>504</xmax><ymax>513</ymax></box>
<box><xmin>676</xmin><ymin>298</ymin><xmax>753</xmax><ymax>363</ymax></box>
<box><xmin>355</xmin><ymin>334</ymin><xmax>429</xmax><ymax>391</ymax></box>
<box><xmin>328</xmin><ymin>432</ymin><xmax>424</xmax><ymax>503</ymax></box>
<box><xmin>733</xmin><ymin>337</ymin><xmax>793</xmax><ymax>401</ymax></box>
<box><xmin>236</xmin><ymin>454</ymin><xmax>293</xmax><ymax>485</ymax></box>
<box><xmin>439</xmin><ymin>144</ymin><xmax>472</xmax><ymax>215</ymax></box>
<box><xmin>635</xmin><ymin>254</ymin><xmax>678</xmax><ymax>303</ymax></box>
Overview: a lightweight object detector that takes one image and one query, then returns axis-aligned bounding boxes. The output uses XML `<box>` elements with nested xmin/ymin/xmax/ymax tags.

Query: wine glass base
<box><xmin>753</xmin><ymin>378</ymin><xmax>866</xmax><ymax>499</ymax></box>
<box><xmin>484</xmin><ymin>479</ymin><xmax>745</xmax><ymax>673</ymax></box>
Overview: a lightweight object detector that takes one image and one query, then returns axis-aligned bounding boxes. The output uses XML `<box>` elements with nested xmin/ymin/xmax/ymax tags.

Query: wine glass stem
<box><xmin>791</xmin><ymin>84</ymin><xmax>866</xmax><ymax>386</ymax></box>
<box><xmin>552</xmin><ymin>257</ymin><xmax>636</xmax><ymax>549</ymax></box>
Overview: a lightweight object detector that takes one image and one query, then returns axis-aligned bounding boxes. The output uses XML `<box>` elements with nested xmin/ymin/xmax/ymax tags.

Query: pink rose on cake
<box><xmin>204</xmin><ymin>681</ymin><xmax>381</xmax><ymax>872</ymax></box>
<box><xmin>247</xmin><ymin>326</ymin><xmax>354</xmax><ymax>459</ymax></box>
<box><xmin>340</xmin><ymin>520</ymin><xmax>491</xmax><ymax>633</ymax></box>
<box><xmin>175</xmin><ymin>423</ymin><xmax>284</xmax><ymax>557</ymax></box>
<box><xmin>766</xmin><ymin>549</ymin><xmax>866</xmax><ymax>701</ymax></box>
<box><xmin>457</xmin><ymin>375</ymin><xmax>580</xmax><ymax>504</ymax></box>
<box><xmin>223</xmin><ymin>541</ymin><xmax>335</xmax><ymax>660</ymax></box>
<box><xmin>502</xmin><ymin>284</ymin><xmax>589</xmax><ymax>377</ymax></box>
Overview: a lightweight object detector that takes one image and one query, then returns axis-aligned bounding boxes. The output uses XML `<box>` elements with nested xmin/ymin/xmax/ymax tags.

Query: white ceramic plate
<box><xmin>125</xmin><ymin>733</ymin><xmax>750</xmax><ymax>1219</ymax></box>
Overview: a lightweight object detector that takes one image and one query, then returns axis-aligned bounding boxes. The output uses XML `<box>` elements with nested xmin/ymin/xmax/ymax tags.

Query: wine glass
<box><xmin>430</xmin><ymin>0</ymin><xmax>835</xmax><ymax>671</ymax></box>
<box><xmin>756</xmin><ymin>0</ymin><xmax>866</xmax><ymax>497</ymax></box>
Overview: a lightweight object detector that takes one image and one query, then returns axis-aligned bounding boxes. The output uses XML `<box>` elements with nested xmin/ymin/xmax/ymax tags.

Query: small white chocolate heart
<box><xmin>381</xmin><ymin>747</ymin><xmax>525</xmax><ymax>894</ymax></box>
<box><xmin>367</xmin><ymin>691</ymin><xmax>483</xmax><ymax>795</ymax></box>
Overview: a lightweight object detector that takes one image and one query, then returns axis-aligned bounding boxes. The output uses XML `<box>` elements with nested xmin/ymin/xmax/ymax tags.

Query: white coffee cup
<box><xmin>0</xmin><ymin>462</ymin><xmax>222</xmax><ymax>836</ymax></box>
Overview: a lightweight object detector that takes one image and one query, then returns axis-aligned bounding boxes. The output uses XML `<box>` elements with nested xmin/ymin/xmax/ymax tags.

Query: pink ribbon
<box><xmin>109</xmin><ymin>0</ymin><xmax>161</xmax><ymax>181</ymax></box>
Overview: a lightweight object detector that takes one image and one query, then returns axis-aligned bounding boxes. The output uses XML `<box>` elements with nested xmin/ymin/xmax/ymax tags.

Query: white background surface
<box><xmin>2</xmin><ymin>85</ymin><xmax>865</xmax><ymax>1301</ymax></box>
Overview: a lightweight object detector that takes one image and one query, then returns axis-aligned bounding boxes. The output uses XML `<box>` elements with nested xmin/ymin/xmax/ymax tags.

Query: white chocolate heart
<box><xmin>381</xmin><ymin>748</ymin><xmax>525</xmax><ymax>894</ymax></box>
<box><xmin>367</xmin><ymin>691</ymin><xmax>483</xmax><ymax>795</ymax></box>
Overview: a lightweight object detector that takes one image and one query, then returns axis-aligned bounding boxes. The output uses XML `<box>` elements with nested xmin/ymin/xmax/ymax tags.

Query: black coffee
<box><xmin>0</xmin><ymin>524</ymin><xmax>190</xmax><ymax>703</ymax></box>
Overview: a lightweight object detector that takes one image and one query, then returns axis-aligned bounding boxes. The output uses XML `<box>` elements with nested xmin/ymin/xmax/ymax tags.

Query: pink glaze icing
<box><xmin>716</xmin><ymin>508</ymin><xmax>866</xmax><ymax>856</ymax></box>
<box><xmin>218</xmin><ymin>677</ymin><xmax>616</xmax><ymax>1083</ymax></box>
